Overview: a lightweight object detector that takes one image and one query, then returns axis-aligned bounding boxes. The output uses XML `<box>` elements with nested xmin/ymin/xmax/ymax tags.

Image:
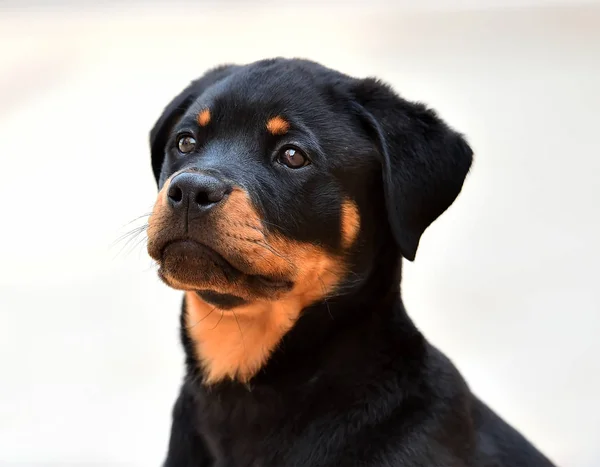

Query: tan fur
<box><xmin>266</xmin><ymin>116</ymin><xmax>290</xmax><ymax>135</ymax></box>
<box><xmin>146</xmin><ymin>175</ymin><xmax>172</xmax><ymax>243</ymax></box>
<box><xmin>185</xmin><ymin>226</ymin><xmax>344</xmax><ymax>384</ymax></box>
<box><xmin>341</xmin><ymin>199</ymin><xmax>360</xmax><ymax>248</ymax></box>
<box><xmin>197</xmin><ymin>108</ymin><xmax>211</xmax><ymax>127</ymax></box>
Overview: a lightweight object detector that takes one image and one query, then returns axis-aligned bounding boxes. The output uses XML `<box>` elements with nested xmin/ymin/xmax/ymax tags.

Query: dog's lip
<box><xmin>252</xmin><ymin>275</ymin><xmax>291</xmax><ymax>289</ymax></box>
<box><xmin>159</xmin><ymin>238</ymin><xmax>293</xmax><ymax>290</ymax></box>
<box><xmin>161</xmin><ymin>239</ymin><xmax>238</xmax><ymax>273</ymax></box>
<box><xmin>196</xmin><ymin>290</ymin><xmax>249</xmax><ymax>309</ymax></box>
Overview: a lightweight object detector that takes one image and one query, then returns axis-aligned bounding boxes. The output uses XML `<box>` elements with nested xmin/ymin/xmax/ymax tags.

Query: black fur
<box><xmin>149</xmin><ymin>58</ymin><xmax>555</xmax><ymax>467</ymax></box>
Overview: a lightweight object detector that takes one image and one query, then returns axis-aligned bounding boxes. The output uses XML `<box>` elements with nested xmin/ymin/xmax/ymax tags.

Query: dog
<box><xmin>146</xmin><ymin>58</ymin><xmax>555</xmax><ymax>467</ymax></box>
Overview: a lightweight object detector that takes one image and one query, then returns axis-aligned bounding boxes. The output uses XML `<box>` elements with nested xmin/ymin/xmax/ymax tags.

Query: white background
<box><xmin>1</xmin><ymin>1</ymin><xmax>599</xmax><ymax>466</ymax></box>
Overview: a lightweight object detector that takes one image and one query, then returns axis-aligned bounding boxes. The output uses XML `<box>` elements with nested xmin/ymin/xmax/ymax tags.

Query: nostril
<box><xmin>168</xmin><ymin>185</ymin><xmax>183</xmax><ymax>203</ymax></box>
<box><xmin>195</xmin><ymin>190</ymin><xmax>212</xmax><ymax>206</ymax></box>
<box><xmin>195</xmin><ymin>186</ymin><xmax>228</xmax><ymax>206</ymax></box>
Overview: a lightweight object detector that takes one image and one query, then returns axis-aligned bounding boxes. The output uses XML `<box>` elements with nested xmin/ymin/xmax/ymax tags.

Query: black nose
<box><xmin>167</xmin><ymin>172</ymin><xmax>231</xmax><ymax>214</ymax></box>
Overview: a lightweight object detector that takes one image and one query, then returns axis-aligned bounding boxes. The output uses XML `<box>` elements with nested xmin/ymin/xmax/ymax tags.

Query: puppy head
<box><xmin>148</xmin><ymin>60</ymin><xmax>370</xmax><ymax>310</ymax></box>
<box><xmin>147</xmin><ymin>58</ymin><xmax>472</xmax><ymax>382</ymax></box>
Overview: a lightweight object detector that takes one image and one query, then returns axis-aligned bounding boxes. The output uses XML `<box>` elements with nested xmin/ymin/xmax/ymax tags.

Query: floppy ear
<box><xmin>150</xmin><ymin>64</ymin><xmax>238</xmax><ymax>184</ymax></box>
<box><xmin>351</xmin><ymin>78</ymin><xmax>473</xmax><ymax>261</ymax></box>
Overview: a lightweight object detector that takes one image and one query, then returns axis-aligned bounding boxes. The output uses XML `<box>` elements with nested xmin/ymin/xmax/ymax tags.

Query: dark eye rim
<box><xmin>274</xmin><ymin>144</ymin><xmax>311</xmax><ymax>169</ymax></box>
<box><xmin>175</xmin><ymin>132</ymin><xmax>197</xmax><ymax>154</ymax></box>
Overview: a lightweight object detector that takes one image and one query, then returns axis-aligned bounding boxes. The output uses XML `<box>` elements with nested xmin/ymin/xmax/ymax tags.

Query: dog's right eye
<box><xmin>177</xmin><ymin>135</ymin><xmax>197</xmax><ymax>154</ymax></box>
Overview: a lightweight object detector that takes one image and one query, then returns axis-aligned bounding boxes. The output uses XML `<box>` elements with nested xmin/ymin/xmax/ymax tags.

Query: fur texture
<box><xmin>147</xmin><ymin>58</ymin><xmax>555</xmax><ymax>467</ymax></box>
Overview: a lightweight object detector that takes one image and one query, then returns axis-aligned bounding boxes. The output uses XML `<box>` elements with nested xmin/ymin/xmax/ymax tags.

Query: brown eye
<box><xmin>177</xmin><ymin>135</ymin><xmax>196</xmax><ymax>154</ymax></box>
<box><xmin>277</xmin><ymin>147</ymin><xmax>309</xmax><ymax>169</ymax></box>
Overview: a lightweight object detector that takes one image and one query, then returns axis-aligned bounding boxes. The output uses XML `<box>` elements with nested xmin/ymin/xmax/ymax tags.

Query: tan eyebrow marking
<box><xmin>197</xmin><ymin>109</ymin><xmax>211</xmax><ymax>127</ymax></box>
<box><xmin>266</xmin><ymin>116</ymin><xmax>290</xmax><ymax>135</ymax></box>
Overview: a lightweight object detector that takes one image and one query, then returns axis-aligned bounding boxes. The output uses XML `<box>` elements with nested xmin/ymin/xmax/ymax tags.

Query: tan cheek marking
<box><xmin>266</xmin><ymin>116</ymin><xmax>290</xmax><ymax>135</ymax></box>
<box><xmin>185</xmin><ymin>236</ymin><xmax>344</xmax><ymax>385</ymax></box>
<box><xmin>197</xmin><ymin>108</ymin><xmax>211</xmax><ymax>127</ymax></box>
<box><xmin>146</xmin><ymin>175</ymin><xmax>173</xmax><ymax>258</ymax></box>
<box><xmin>220</xmin><ymin>189</ymin><xmax>261</xmax><ymax>225</ymax></box>
<box><xmin>341</xmin><ymin>199</ymin><xmax>361</xmax><ymax>249</ymax></box>
<box><xmin>214</xmin><ymin>189</ymin><xmax>294</xmax><ymax>277</ymax></box>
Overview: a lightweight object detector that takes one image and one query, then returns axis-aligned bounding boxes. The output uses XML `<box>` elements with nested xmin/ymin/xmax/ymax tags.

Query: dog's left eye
<box><xmin>177</xmin><ymin>135</ymin><xmax>197</xmax><ymax>154</ymax></box>
<box><xmin>276</xmin><ymin>147</ymin><xmax>310</xmax><ymax>169</ymax></box>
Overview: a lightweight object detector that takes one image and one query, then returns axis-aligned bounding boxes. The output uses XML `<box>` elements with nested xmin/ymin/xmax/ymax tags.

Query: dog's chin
<box><xmin>156</xmin><ymin>240</ymin><xmax>293</xmax><ymax>304</ymax></box>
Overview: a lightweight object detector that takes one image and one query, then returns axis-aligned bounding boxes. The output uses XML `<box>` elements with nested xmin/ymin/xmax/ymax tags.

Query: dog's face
<box><xmin>148</xmin><ymin>63</ymin><xmax>372</xmax><ymax>309</ymax></box>
<box><xmin>147</xmin><ymin>59</ymin><xmax>472</xmax><ymax>382</ymax></box>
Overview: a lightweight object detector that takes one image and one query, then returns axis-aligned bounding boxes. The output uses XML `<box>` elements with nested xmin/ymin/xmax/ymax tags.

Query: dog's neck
<box><xmin>272</xmin><ymin>241</ymin><xmax>406</xmax><ymax>358</ymax></box>
<box><xmin>181</xmin><ymin>238</ymin><xmax>407</xmax><ymax>386</ymax></box>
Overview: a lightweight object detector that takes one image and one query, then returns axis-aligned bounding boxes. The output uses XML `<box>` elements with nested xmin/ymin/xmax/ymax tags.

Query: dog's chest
<box><xmin>196</xmin><ymin>376</ymin><xmax>357</xmax><ymax>466</ymax></box>
<box><xmin>197</xmin><ymin>385</ymin><xmax>299</xmax><ymax>465</ymax></box>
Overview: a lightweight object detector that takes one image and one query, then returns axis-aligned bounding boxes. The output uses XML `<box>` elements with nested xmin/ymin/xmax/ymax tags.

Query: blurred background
<box><xmin>1</xmin><ymin>0</ymin><xmax>599</xmax><ymax>465</ymax></box>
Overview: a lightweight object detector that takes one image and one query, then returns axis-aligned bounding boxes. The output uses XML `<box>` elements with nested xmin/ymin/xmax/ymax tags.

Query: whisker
<box><xmin>323</xmin><ymin>266</ymin><xmax>362</xmax><ymax>280</ymax></box>
<box><xmin>131</xmin><ymin>233</ymin><xmax>150</xmax><ymax>253</ymax></box>
<box><xmin>122</xmin><ymin>237</ymin><xmax>148</xmax><ymax>261</ymax></box>
<box><xmin>111</xmin><ymin>212</ymin><xmax>152</xmax><ymax>255</ymax></box>
<box><xmin>208</xmin><ymin>310</ymin><xmax>225</xmax><ymax>331</ymax></box>
<box><xmin>111</xmin><ymin>225</ymin><xmax>148</xmax><ymax>247</ymax></box>
<box><xmin>186</xmin><ymin>305</ymin><xmax>218</xmax><ymax>330</ymax></box>
<box><xmin>124</xmin><ymin>228</ymin><xmax>148</xmax><ymax>250</ymax></box>
<box><xmin>112</xmin><ymin>226</ymin><xmax>149</xmax><ymax>259</ymax></box>
<box><xmin>236</xmin><ymin>245</ymin><xmax>274</xmax><ymax>267</ymax></box>
<box><xmin>121</xmin><ymin>212</ymin><xmax>152</xmax><ymax>228</ymax></box>
<box><xmin>116</xmin><ymin>228</ymin><xmax>149</xmax><ymax>257</ymax></box>
<box><xmin>248</xmin><ymin>239</ymin><xmax>295</xmax><ymax>269</ymax></box>
<box><xmin>258</xmin><ymin>219</ymin><xmax>286</xmax><ymax>230</ymax></box>
<box><xmin>330</xmin><ymin>276</ymin><xmax>365</xmax><ymax>295</ymax></box>
<box><xmin>243</xmin><ymin>224</ymin><xmax>267</xmax><ymax>236</ymax></box>
<box><xmin>232</xmin><ymin>309</ymin><xmax>246</xmax><ymax>351</ymax></box>
<box><xmin>143</xmin><ymin>260</ymin><xmax>158</xmax><ymax>273</ymax></box>
<box><xmin>220</xmin><ymin>231</ymin><xmax>295</xmax><ymax>271</ymax></box>
<box><xmin>317</xmin><ymin>273</ymin><xmax>334</xmax><ymax>321</ymax></box>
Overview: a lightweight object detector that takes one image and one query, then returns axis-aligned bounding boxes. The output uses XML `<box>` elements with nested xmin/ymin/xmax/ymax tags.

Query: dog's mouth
<box><xmin>195</xmin><ymin>290</ymin><xmax>249</xmax><ymax>310</ymax></box>
<box><xmin>156</xmin><ymin>239</ymin><xmax>293</xmax><ymax>301</ymax></box>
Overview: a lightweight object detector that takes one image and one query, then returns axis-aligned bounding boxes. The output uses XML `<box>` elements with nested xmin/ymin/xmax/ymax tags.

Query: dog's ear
<box><xmin>150</xmin><ymin>64</ymin><xmax>238</xmax><ymax>184</ymax></box>
<box><xmin>351</xmin><ymin>78</ymin><xmax>473</xmax><ymax>261</ymax></box>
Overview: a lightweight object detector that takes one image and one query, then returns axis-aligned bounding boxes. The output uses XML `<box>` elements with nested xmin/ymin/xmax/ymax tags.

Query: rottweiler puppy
<box><xmin>147</xmin><ymin>58</ymin><xmax>555</xmax><ymax>467</ymax></box>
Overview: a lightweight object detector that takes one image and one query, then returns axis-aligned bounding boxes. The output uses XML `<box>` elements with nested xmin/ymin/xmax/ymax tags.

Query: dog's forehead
<box><xmin>187</xmin><ymin>63</ymin><xmax>330</xmax><ymax>124</ymax></box>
